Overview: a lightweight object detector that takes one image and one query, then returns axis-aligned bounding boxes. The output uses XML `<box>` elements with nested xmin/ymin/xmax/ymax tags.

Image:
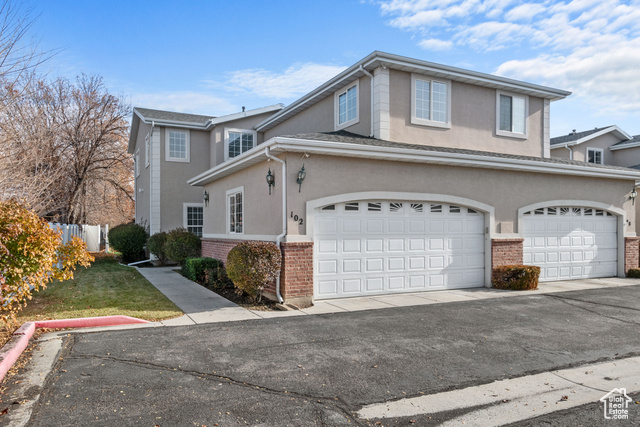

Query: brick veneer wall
<box><xmin>624</xmin><ymin>237</ymin><xmax>640</xmax><ymax>274</ymax></box>
<box><xmin>491</xmin><ymin>238</ymin><xmax>524</xmax><ymax>281</ymax></box>
<box><xmin>201</xmin><ymin>238</ymin><xmax>314</xmax><ymax>303</ymax></box>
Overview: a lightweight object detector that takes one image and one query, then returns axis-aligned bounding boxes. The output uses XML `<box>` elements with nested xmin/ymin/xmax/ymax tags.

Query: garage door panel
<box><xmin>523</xmin><ymin>206</ymin><xmax>618</xmax><ymax>282</ymax></box>
<box><xmin>315</xmin><ymin>201</ymin><xmax>486</xmax><ymax>299</ymax></box>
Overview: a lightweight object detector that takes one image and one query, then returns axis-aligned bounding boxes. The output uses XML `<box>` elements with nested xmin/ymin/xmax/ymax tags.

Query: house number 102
<box><xmin>290</xmin><ymin>211</ymin><xmax>304</xmax><ymax>225</ymax></box>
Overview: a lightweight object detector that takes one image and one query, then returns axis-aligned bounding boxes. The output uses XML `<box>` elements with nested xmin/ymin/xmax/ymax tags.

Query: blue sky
<box><xmin>28</xmin><ymin>0</ymin><xmax>640</xmax><ymax>137</ymax></box>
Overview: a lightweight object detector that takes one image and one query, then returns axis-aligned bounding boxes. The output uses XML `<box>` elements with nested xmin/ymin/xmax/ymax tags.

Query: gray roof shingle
<box><xmin>134</xmin><ymin>107</ymin><xmax>215</xmax><ymax>125</ymax></box>
<box><xmin>282</xmin><ymin>131</ymin><xmax>640</xmax><ymax>173</ymax></box>
<box><xmin>550</xmin><ymin>126</ymin><xmax>613</xmax><ymax>145</ymax></box>
<box><xmin>612</xmin><ymin>135</ymin><xmax>640</xmax><ymax>147</ymax></box>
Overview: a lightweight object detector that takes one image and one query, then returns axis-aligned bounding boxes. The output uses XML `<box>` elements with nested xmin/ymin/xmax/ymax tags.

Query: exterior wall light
<box><xmin>266</xmin><ymin>168</ymin><xmax>275</xmax><ymax>195</ymax></box>
<box><xmin>203</xmin><ymin>190</ymin><xmax>209</xmax><ymax>207</ymax></box>
<box><xmin>296</xmin><ymin>164</ymin><xmax>306</xmax><ymax>192</ymax></box>
<box><xmin>632</xmin><ymin>188</ymin><xmax>638</xmax><ymax>205</ymax></box>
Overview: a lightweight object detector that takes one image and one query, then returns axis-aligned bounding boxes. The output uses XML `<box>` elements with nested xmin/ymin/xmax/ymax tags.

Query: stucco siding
<box><xmin>159</xmin><ymin>128</ymin><xmax>210</xmax><ymax>232</ymax></box>
<box><xmin>264</xmin><ymin>77</ymin><xmax>373</xmax><ymax>141</ymax></box>
<box><xmin>210</xmin><ymin>112</ymin><xmax>274</xmax><ymax>167</ymax></box>
<box><xmin>388</xmin><ymin>69</ymin><xmax>544</xmax><ymax>157</ymax></box>
<box><xmin>612</xmin><ymin>146</ymin><xmax>640</xmax><ymax>168</ymax></box>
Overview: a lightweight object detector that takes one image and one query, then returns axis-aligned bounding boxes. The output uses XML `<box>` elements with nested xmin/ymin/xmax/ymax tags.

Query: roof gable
<box><xmin>550</xmin><ymin>125</ymin><xmax>632</xmax><ymax>148</ymax></box>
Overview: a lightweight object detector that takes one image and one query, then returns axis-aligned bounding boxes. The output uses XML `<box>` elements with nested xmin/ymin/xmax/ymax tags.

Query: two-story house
<box><xmin>131</xmin><ymin>51</ymin><xmax>640</xmax><ymax>307</ymax></box>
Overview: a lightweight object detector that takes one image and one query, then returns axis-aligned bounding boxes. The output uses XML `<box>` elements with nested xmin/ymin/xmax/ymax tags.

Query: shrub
<box><xmin>204</xmin><ymin>264</ymin><xmax>232</xmax><ymax>289</ymax></box>
<box><xmin>0</xmin><ymin>200</ymin><xmax>93</xmax><ymax>323</ymax></box>
<box><xmin>108</xmin><ymin>223</ymin><xmax>148</xmax><ymax>263</ymax></box>
<box><xmin>492</xmin><ymin>265</ymin><xmax>541</xmax><ymax>290</ymax></box>
<box><xmin>147</xmin><ymin>232</ymin><xmax>168</xmax><ymax>265</ymax></box>
<box><xmin>165</xmin><ymin>228</ymin><xmax>201</xmax><ymax>266</ymax></box>
<box><xmin>226</xmin><ymin>241</ymin><xmax>282</xmax><ymax>302</ymax></box>
<box><xmin>626</xmin><ymin>268</ymin><xmax>640</xmax><ymax>278</ymax></box>
<box><xmin>183</xmin><ymin>257</ymin><xmax>223</xmax><ymax>283</ymax></box>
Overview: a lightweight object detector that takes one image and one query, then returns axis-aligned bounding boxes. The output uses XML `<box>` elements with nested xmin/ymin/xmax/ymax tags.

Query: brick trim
<box><xmin>624</xmin><ymin>236</ymin><xmax>640</xmax><ymax>274</ymax></box>
<box><xmin>491</xmin><ymin>238</ymin><xmax>524</xmax><ymax>269</ymax></box>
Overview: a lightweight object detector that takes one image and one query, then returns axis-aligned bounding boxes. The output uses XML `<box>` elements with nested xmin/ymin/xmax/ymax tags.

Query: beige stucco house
<box><xmin>130</xmin><ymin>51</ymin><xmax>640</xmax><ymax>306</ymax></box>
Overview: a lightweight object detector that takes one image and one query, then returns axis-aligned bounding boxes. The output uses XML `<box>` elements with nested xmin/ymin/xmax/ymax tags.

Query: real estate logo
<box><xmin>600</xmin><ymin>388</ymin><xmax>632</xmax><ymax>420</ymax></box>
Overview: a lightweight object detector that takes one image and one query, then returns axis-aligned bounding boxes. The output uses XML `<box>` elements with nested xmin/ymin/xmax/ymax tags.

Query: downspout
<box><xmin>359</xmin><ymin>65</ymin><xmax>374</xmax><ymax>138</ymax></box>
<box><xmin>564</xmin><ymin>144</ymin><xmax>573</xmax><ymax>160</ymax></box>
<box><xmin>265</xmin><ymin>146</ymin><xmax>286</xmax><ymax>303</ymax></box>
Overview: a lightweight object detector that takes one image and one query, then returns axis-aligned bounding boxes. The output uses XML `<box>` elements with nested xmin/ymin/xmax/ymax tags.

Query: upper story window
<box><xmin>225</xmin><ymin>128</ymin><xmax>257</xmax><ymax>161</ymax></box>
<box><xmin>165</xmin><ymin>129</ymin><xmax>190</xmax><ymax>162</ymax></box>
<box><xmin>227</xmin><ymin>187</ymin><xmax>244</xmax><ymax>234</ymax></box>
<box><xmin>496</xmin><ymin>91</ymin><xmax>528</xmax><ymax>139</ymax></box>
<box><xmin>184</xmin><ymin>203</ymin><xmax>203</xmax><ymax>237</ymax></box>
<box><xmin>145</xmin><ymin>133</ymin><xmax>150</xmax><ymax>168</ymax></box>
<box><xmin>334</xmin><ymin>80</ymin><xmax>359</xmax><ymax>130</ymax></box>
<box><xmin>411</xmin><ymin>74</ymin><xmax>451</xmax><ymax>128</ymax></box>
<box><xmin>587</xmin><ymin>148</ymin><xmax>603</xmax><ymax>164</ymax></box>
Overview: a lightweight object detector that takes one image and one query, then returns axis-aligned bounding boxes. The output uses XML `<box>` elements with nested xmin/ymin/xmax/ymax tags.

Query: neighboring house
<box><xmin>128</xmin><ymin>104</ymin><xmax>284</xmax><ymax>237</ymax></box>
<box><xmin>132</xmin><ymin>51</ymin><xmax>640</xmax><ymax>306</ymax></box>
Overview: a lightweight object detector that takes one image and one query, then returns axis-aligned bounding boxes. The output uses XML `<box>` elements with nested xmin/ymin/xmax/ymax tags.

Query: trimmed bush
<box><xmin>147</xmin><ymin>232</ymin><xmax>168</xmax><ymax>265</ymax></box>
<box><xmin>183</xmin><ymin>257</ymin><xmax>223</xmax><ymax>283</ymax></box>
<box><xmin>626</xmin><ymin>268</ymin><xmax>640</xmax><ymax>278</ymax></box>
<box><xmin>492</xmin><ymin>265</ymin><xmax>541</xmax><ymax>290</ymax></box>
<box><xmin>108</xmin><ymin>223</ymin><xmax>148</xmax><ymax>263</ymax></box>
<box><xmin>204</xmin><ymin>264</ymin><xmax>232</xmax><ymax>289</ymax></box>
<box><xmin>165</xmin><ymin>228</ymin><xmax>201</xmax><ymax>266</ymax></box>
<box><xmin>226</xmin><ymin>241</ymin><xmax>282</xmax><ymax>302</ymax></box>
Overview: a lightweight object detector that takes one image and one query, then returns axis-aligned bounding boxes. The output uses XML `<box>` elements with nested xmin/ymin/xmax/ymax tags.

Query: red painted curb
<box><xmin>0</xmin><ymin>315</ymin><xmax>149</xmax><ymax>383</ymax></box>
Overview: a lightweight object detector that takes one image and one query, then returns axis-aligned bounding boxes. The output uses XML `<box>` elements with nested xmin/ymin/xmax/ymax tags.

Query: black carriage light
<box><xmin>266</xmin><ymin>168</ymin><xmax>275</xmax><ymax>195</ymax></box>
<box><xmin>203</xmin><ymin>190</ymin><xmax>209</xmax><ymax>207</ymax></box>
<box><xmin>632</xmin><ymin>187</ymin><xmax>638</xmax><ymax>205</ymax></box>
<box><xmin>296</xmin><ymin>164</ymin><xmax>306</xmax><ymax>192</ymax></box>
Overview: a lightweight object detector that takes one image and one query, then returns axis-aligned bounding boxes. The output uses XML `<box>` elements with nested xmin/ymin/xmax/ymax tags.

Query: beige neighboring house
<box><xmin>131</xmin><ymin>51</ymin><xmax>640</xmax><ymax>306</ymax></box>
<box><xmin>128</xmin><ymin>104</ymin><xmax>284</xmax><ymax>236</ymax></box>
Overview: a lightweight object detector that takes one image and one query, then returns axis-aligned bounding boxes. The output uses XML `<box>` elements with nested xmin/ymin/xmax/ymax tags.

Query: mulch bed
<box><xmin>205</xmin><ymin>283</ymin><xmax>277</xmax><ymax>311</ymax></box>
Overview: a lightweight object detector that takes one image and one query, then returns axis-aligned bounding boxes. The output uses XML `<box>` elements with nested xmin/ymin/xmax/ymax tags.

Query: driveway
<box><xmin>4</xmin><ymin>284</ymin><xmax>640</xmax><ymax>426</ymax></box>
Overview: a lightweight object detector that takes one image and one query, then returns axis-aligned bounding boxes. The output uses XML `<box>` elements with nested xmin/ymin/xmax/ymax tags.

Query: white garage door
<box><xmin>522</xmin><ymin>206</ymin><xmax>618</xmax><ymax>282</ymax></box>
<box><xmin>314</xmin><ymin>201</ymin><xmax>485</xmax><ymax>299</ymax></box>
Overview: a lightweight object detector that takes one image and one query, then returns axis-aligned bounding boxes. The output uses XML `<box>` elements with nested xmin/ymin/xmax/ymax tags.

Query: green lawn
<box><xmin>17</xmin><ymin>254</ymin><xmax>183</xmax><ymax>323</ymax></box>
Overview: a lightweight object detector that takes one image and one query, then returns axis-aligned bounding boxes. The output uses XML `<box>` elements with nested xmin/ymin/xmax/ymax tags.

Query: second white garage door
<box><xmin>314</xmin><ymin>201</ymin><xmax>485</xmax><ymax>299</ymax></box>
<box><xmin>522</xmin><ymin>206</ymin><xmax>618</xmax><ymax>281</ymax></box>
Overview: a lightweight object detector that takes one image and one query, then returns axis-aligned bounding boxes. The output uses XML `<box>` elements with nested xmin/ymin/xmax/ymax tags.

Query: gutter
<box><xmin>565</xmin><ymin>145</ymin><xmax>573</xmax><ymax>160</ymax></box>
<box><xmin>264</xmin><ymin>147</ymin><xmax>286</xmax><ymax>304</ymax></box>
<box><xmin>359</xmin><ymin>65</ymin><xmax>375</xmax><ymax>138</ymax></box>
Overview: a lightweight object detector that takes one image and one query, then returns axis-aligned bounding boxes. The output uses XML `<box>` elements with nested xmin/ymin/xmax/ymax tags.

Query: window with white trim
<box><xmin>183</xmin><ymin>203</ymin><xmax>203</xmax><ymax>237</ymax></box>
<box><xmin>496</xmin><ymin>91</ymin><xmax>528</xmax><ymax>138</ymax></box>
<box><xmin>587</xmin><ymin>148</ymin><xmax>603</xmax><ymax>164</ymax></box>
<box><xmin>225</xmin><ymin>128</ymin><xmax>256</xmax><ymax>160</ymax></box>
<box><xmin>335</xmin><ymin>81</ymin><xmax>359</xmax><ymax>130</ymax></box>
<box><xmin>227</xmin><ymin>187</ymin><xmax>244</xmax><ymax>234</ymax></box>
<box><xmin>135</xmin><ymin>150</ymin><xmax>140</xmax><ymax>177</ymax></box>
<box><xmin>145</xmin><ymin>133</ymin><xmax>150</xmax><ymax>168</ymax></box>
<box><xmin>411</xmin><ymin>74</ymin><xmax>451</xmax><ymax>128</ymax></box>
<box><xmin>165</xmin><ymin>129</ymin><xmax>190</xmax><ymax>162</ymax></box>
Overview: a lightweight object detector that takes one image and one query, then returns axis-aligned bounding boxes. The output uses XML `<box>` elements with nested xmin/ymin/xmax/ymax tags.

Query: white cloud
<box><xmin>504</xmin><ymin>3</ymin><xmax>547</xmax><ymax>21</ymax></box>
<box><xmin>214</xmin><ymin>63</ymin><xmax>347</xmax><ymax>99</ymax></box>
<box><xmin>418</xmin><ymin>38</ymin><xmax>454</xmax><ymax>50</ymax></box>
<box><xmin>132</xmin><ymin>91</ymin><xmax>237</xmax><ymax>116</ymax></box>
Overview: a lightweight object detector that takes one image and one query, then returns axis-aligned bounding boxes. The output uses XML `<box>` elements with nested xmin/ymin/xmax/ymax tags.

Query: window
<box><xmin>587</xmin><ymin>148</ymin><xmax>603</xmax><ymax>164</ymax></box>
<box><xmin>227</xmin><ymin>187</ymin><xmax>244</xmax><ymax>234</ymax></box>
<box><xmin>145</xmin><ymin>133</ymin><xmax>150</xmax><ymax>168</ymax></box>
<box><xmin>411</xmin><ymin>74</ymin><xmax>451</xmax><ymax>128</ymax></box>
<box><xmin>335</xmin><ymin>81</ymin><xmax>359</xmax><ymax>130</ymax></box>
<box><xmin>225</xmin><ymin>128</ymin><xmax>256</xmax><ymax>160</ymax></box>
<box><xmin>135</xmin><ymin>150</ymin><xmax>140</xmax><ymax>177</ymax></box>
<box><xmin>184</xmin><ymin>204</ymin><xmax>203</xmax><ymax>237</ymax></box>
<box><xmin>496</xmin><ymin>91</ymin><xmax>528</xmax><ymax>138</ymax></box>
<box><xmin>165</xmin><ymin>129</ymin><xmax>190</xmax><ymax>162</ymax></box>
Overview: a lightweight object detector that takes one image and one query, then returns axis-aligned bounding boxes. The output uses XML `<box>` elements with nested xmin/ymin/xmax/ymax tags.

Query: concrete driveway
<box><xmin>3</xmin><ymin>284</ymin><xmax>640</xmax><ymax>426</ymax></box>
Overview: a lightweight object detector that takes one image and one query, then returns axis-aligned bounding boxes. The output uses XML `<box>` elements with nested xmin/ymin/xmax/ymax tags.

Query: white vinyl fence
<box><xmin>48</xmin><ymin>223</ymin><xmax>109</xmax><ymax>253</ymax></box>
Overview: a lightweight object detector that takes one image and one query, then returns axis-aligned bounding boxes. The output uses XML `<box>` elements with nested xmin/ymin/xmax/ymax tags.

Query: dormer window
<box><xmin>411</xmin><ymin>74</ymin><xmax>451</xmax><ymax>128</ymax></box>
<box><xmin>166</xmin><ymin>129</ymin><xmax>190</xmax><ymax>162</ymax></box>
<box><xmin>587</xmin><ymin>148</ymin><xmax>603</xmax><ymax>164</ymax></box>
<box><xmin>225</xmin><ymin>128</ymin><xmax>257</xmax><ymax>161</ymax></box>
<box><xmin>496</xmin><ymin>91</ymin><xmax>528</xmax><ymax>139</ymax></box>
<box><xmin>335</xmin><ymin>81</ymin><xmax>359</xmax><ymax>130</ymax></box>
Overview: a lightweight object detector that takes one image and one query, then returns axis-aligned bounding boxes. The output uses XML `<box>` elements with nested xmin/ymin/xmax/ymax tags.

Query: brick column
<box><xmin>279</xmin><ymin>242</ymin><xmax>314</xmax><ymax>307</ymax></box>
<box><xmin>624</xmin><ymin>237</ymin><xmax>640</xmax><ymax>274</ymax></box>
<box><xmin>491</xmin><ymin>238</ymin><xmax>524</xmax><ymax>282</ymax></box>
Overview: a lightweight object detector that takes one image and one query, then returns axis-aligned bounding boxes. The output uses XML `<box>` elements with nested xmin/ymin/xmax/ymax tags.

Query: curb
<box><xmin>0</xmin><ymin>315</ymin><xmax>149</xmax><ymax>382</ymax></box>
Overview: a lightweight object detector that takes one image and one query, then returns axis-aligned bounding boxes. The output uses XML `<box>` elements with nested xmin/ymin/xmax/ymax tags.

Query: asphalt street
<box><xmin>4</xmin><ymin>285</ymin><xmax>640</xmax><ymax>426</ymax></box>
